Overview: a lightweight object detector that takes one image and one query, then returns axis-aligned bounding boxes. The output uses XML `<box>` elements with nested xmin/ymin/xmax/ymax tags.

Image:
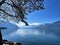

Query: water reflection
<box><xmin>2</xmin><ymin>28</ymin><xmax>60</xmax><ymax>45</ymax></box>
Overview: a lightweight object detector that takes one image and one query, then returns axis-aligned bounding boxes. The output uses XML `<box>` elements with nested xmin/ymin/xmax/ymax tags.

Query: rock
<box><xmin>3</xmin><ymin>40</ymin><xmax>22</xmax><ymax>45</ymax></box>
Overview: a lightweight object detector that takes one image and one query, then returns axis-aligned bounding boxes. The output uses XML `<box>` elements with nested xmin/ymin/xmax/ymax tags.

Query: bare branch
<box><xmin>21</xmin><ymin>19</ymin><xmax>28</xmax><ymax>26</ymax></box>
<box><xmin>0</xmin><ymin>9</ymin><xmax>14</xmax><ymax>17</ymax></box>
<box><xmin>0</xmin><ymin>0</ymin><xmax>6</xmax><ymax>6</ymax></box>
<box><xmin>0</xmin><ymin>0</ymin><xmax>44</xmax><ymax>26</ymax></box>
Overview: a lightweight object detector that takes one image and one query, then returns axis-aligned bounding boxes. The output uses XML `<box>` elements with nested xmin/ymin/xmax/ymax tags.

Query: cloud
<box><xmin>29</xmin><ymin>23</ymin><xmax>40</xmax><ymax>26</ymax></box>
<box><xmin>10</xmin><ymin>29</ymin><xmax>40</xmax><ymax>37</ymax></box>
<box><xmin>15</xmin><ymin>22</ymin><xmax>41</xmax><ymax>27</ymax></box>
<box><xmin>9</xmin><ymin>20</ymin><xmax>42</xmax><ymax>27</ymax></box>
<box><xmin>15</xmin><ymin>22</ymin><xmax>25</xmax><ymax>27</ymax></box>
<box><xmin>9</xmin><ymin>21</ymin><xmax>25</xmax><ymax>27</ymax></box>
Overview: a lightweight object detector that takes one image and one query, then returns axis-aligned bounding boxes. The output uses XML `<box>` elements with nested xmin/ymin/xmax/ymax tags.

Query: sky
<box><xmin>0</xmin><ymin>0</ymin><xmax>60</xmax><ymax>26</ymax></box>
<box><xmin>26</xmin><ymin>0</ymin><xmax>60</xmax><ymax>24</ymax></box>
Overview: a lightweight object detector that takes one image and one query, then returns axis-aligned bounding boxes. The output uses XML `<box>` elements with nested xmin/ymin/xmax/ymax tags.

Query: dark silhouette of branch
<box><xmin>0</xmin><ymin>27</ymin><xmax>7</xmax><ymax>45</ymax></box>
<box><xmin>0</xmin><ymin>9</ymin><xmax>15</xmax><ymax>17</ymax></box>
<box><xmin>21</xmin><ymin>19</ymin><xmax>28</xmax><ymax>26</ymax></box>
<box><xmin>0</xmin><ymin>27</ymin><xmax>7</xmax><ymax>29</ymax></box>
<box><xmin>0</xmin><ymin>0</ymin><xmax>6</xmax><ymax>6</ymax></box>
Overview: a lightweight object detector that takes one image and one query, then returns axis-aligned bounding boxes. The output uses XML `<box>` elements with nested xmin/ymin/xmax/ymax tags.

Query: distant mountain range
<box><xmin>36</xmin><ymin>20</ymin><xmax>60</xmax><ymax>36</ymax></box>
<box><xmin>0</xmin><ymin>20</ymin><xmax>60</xmax><ymax>37</ymax></box>
<box><xmin>43</xmin><ymin>21</ymin><xmax>60</xmax><ymax>36</ymax></box>
<box><xmin>20</xmin><ymin>20</ymin><xmax>60</xmax><ymax>29</ymax></box>
<box><xmin>20</xmin><ymin>20</ymin><xmax>60</xmax><ymax>36</ymax></box>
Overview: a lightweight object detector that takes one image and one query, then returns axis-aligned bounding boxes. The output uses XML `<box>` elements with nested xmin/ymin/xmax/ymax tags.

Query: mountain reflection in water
<box><xmin>2</xmin><ymin>28</ymin><xmax>60</xmax><ymax>45</ymax></box>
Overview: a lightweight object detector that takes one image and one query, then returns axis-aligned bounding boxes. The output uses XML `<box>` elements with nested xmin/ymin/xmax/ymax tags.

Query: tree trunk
<box><xmin>0</xmin><ymin>30</ymin><xmax>3</xmax><ymax>45</ymax></box>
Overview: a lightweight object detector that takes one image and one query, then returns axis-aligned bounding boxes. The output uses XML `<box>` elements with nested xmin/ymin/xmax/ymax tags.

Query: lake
<box><xmin>2</xmin><ymin>28</ymin><xmax>60</xmax><ymax>45</ymax></box>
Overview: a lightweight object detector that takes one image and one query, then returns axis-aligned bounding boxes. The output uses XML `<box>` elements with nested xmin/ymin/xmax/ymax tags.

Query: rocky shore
<box><xmin>3</xmin><ymin>40</ymin><xmax>23</xmax><ymax>45</ymax></box>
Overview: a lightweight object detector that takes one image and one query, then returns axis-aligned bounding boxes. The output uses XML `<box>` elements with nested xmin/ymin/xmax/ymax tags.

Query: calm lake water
<box><xmin>2</xmin><ymin>28</ymin><xmax>60</xmax><ymax>45</ymax></box>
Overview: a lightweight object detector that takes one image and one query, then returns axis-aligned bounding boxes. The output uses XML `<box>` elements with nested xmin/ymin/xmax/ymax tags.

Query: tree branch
<box><xmin>0</xmin><ymin>9</ymin><xmax>15</xmax><ymax>17</ymax></box>
<box><xmin>0</xmin><ymin>0</ymin><xmax>6</xmax><ymax>6</ymax></box>
<box><xmin>21</xmin><ymin>19</ymin><xmax>28</xmax><ymax>26</ymax></box>
<box><xmin>0</xmin><ymin>9</ymin><xmax>28</xmax><ymax>26</ymax></box>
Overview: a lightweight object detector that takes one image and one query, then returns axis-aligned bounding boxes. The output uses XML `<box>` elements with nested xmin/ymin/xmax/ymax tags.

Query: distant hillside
<box><xmin>0</xmin><ymin>22</ymin><xmax>19</xmax><ymax>35</ymax></box>
<box><xmin>20</xmin><ymin>20</ymin><xmax>60</xmax><ymax>36</ymax></box>
<box><xmin>42</xmin><ymin>21</ymin><xmax>60</xmax><ymax>36</ymax></box>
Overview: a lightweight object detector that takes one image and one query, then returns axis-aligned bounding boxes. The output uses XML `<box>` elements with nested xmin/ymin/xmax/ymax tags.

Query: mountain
<box><xmin>42</xmin><ymin>21</ymin><xmax>60</xmax><ymax>36</ymax></box>
<box><xmin>13</xmin><ymin>20</ymin><xmax>60</xmax><ymax>37</ymax></box>
<box><xmin>20</xmin><ymin>20</ymin><xmax>60</xmax><ymax>36</ymax></box>
<box><xmin>0</xmin><ymin>22</ymin><xmax>19</xmax><ymax>35</ymax></box>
